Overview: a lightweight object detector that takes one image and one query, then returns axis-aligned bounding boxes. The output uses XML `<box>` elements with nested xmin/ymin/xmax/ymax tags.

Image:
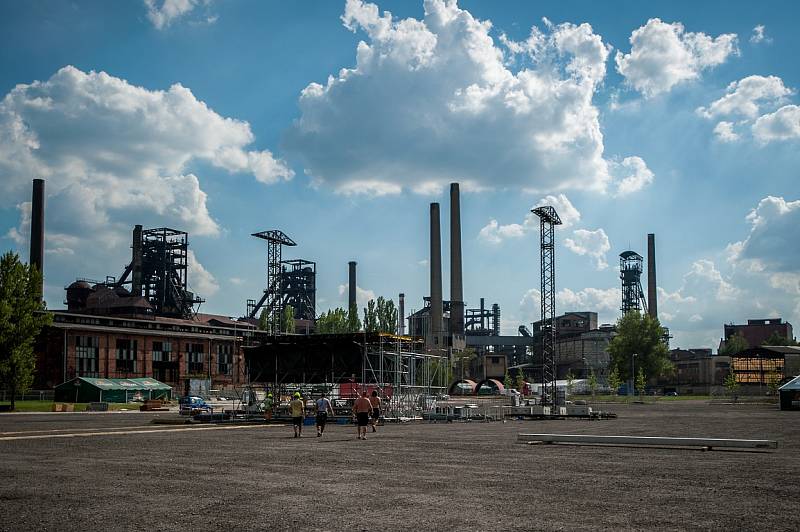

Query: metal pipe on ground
<box><xmin>517</xmin><ymin>433</ymin><xmax>777</xmax><ymax>449</ymax></box>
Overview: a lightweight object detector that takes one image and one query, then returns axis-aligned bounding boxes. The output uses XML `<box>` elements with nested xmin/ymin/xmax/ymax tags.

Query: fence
<box><xmin>0</xmin><ymin>389</ymin><xmax>55</xmax><ymax>402</ymax></box>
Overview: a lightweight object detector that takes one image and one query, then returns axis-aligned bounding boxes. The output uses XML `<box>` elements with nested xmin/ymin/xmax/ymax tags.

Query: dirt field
<box><xmin>0</xmin><ymin>401</ymin><xmax>797</xmax><ymax>531</ymax></box>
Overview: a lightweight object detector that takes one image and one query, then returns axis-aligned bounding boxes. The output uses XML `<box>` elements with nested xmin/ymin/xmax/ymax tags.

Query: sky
<box><xmin>1</xmin><ymin>0</ymin><xmax>799</xmax><ymax>351</ymax></box>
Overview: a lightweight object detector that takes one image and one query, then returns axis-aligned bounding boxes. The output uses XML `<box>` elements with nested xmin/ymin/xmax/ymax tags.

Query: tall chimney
<box><xmin>450</xmin><ymin>183</ymin><xmax>465</xmax><ymax>337</ymax></box>
<box><xmin>430</xmin><ymin>203</ymin><xmax>443</xmax><ymax>350</ymax></box>
<box><xmin>131</xmin><ymin>225</ymin><xmax>143</xmax><ymax>297</ymax></box>
<box><xmin>348</xmin><ymin>261</ymin><xmax>357</xmax><ymax>312</ymax></box>
<box><xmin>29</xmin><ymin>179</ymin><xmax>45</xmax><ymax>299</ymax></box>
<box><xmin>647</xmin><ymin>233</ymin><xmax>657</xmax><ymax>319</ymax></box>
<box><xmin>398</xmin><ymin>293</ymin><xmax>405</xmax><ymax>335</ymax></box>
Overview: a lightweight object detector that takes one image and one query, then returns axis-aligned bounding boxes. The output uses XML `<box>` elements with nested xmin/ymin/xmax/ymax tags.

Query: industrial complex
<box><xmin>17</xmin><ymin>178</ymin><xmax>798</xmax><ymax>412</ymax></box>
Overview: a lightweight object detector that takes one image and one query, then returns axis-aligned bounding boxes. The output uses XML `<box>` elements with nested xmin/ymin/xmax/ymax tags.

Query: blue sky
<box><xmin>1</xmin><ymin>0</ymin><xmax>799</xmax><ymax>350</ymax></box>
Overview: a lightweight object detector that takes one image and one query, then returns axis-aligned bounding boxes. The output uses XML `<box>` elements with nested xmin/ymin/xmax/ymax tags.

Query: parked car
<box><xmin>179</xmin><ymin>396</ymin><xmax>211</xmax><ymax>415</ymax></box>
<box><xmin>665</xmin><ymin>391</ymin><xmax>679</xmax><ymax>397</ymax></box>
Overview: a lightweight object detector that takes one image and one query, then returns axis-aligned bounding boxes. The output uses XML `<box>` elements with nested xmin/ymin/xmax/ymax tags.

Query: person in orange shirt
<box><xmin>352</xmin><ymin>391</ymin><xmax>372</xmax><ymax>440</ymax></box>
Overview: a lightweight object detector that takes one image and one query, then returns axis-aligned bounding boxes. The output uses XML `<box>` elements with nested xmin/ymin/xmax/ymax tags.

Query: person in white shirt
<box><xmin>315</xmin><ymin>391</ymin><xmax>335</xmax><ymax>437</ymax></box>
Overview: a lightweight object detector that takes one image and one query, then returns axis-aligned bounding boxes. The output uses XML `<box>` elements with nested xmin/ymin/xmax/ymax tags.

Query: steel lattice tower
<box><xmin>248</xmin><ymin>230</ymin><xmax>297</xmax><ymax>333</ymax></box>
<box><xmin>532</xmin><ymin>206</ymin><xmax>561</xmax><ymax>405</ymax></box>
<box><xmin>620</xmin><ymin>251</ymin><xmax>648</xmax><ymax>316</ymax></box>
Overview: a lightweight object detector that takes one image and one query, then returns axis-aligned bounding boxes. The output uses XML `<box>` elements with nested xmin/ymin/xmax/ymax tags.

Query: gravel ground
<box><xmin>0</xmin><ymin>401</ymin><xmax>797</xmax><ymax>531</ymax></box>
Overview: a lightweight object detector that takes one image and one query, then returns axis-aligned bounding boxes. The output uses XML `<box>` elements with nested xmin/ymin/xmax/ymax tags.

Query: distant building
<box><xmin>525</xmin><ymin>313</ymin><xmax>613</xmax><ymax>380</ymax></box>
<box><xmin>729</xmin><ymin>345</ymin><xmax>800</xmax><ymax>386</ymax></box>
<box><xmin>721</xmin><ymin>318</ymin><xmax>794</xmax><ymax>350</ymax></box>
<box><xmin>667</xmin><ymin>348</ymin><xmax>730</xmax><ymax>388</ymax></box>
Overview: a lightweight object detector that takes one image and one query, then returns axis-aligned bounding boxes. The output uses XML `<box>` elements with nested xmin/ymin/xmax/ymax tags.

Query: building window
<box><xmin>152</xmin><ymin>341</ymin><xmax>172</xmax><ymax>362</ymax></box>
<box><xmin>187</xmin><ymin>343</ymin><xmax>204</xmax><ymax>374</ymax></box>
<box><xmin>75</xmin><ymin>336</ymin><xmax>99</xmax><ymax>376</ymax></box>
<box><xmin>217</xmin><ymin>344</ymin><xmax>232</xmax><ymax>375</ymax></box>
<box><xmin>116</xmin><ymin>339</ymin><xmax>138</xmax><ymax>374</ymax></box>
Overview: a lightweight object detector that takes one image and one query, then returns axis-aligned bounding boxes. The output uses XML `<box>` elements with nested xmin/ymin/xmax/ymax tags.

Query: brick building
<box><xmin>721</xmin><ymin>318</ymin><xmax>795</xmax><ymax>349</ymax></box>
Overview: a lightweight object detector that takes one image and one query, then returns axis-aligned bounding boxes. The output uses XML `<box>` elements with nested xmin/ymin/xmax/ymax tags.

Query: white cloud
<box><xmin>564</xmin><ymin>228</ymin><xmax>611</xmax><ymax>269</ymax></box>
<box><xmin>187</xmin><ymin>249</ymin><xmax>219</xmax><ymax>296</ymax></box>
<box><xmin>752</xmin><ymin>105</ymin><xmax>800</xmax><ymax>143</ymax></box>
<box><xmin>733</xmin><ymin>196</ymin><xmax>800</xmax><ymax>272</ymax></box>
<box><xmin>144</xmin><ymin>0</ymin><xmax>215</xmax><ymax>30</ymax></box>
<box><xmin>229</xmin><ymin>277</ymin><xmax>245</xmax><ymax>286</ymax></box>
<box><xmin>697</xmin><ymin>75</ymin><xmax>792</xmax><ymax>120</ymax></box>
<box><xmin>286</xmin><ymin>0</ymin><xmax>648</xmax><ymax>196</ymax></box>
<box><xmin>520</xmin><ymin>286</ymin><xmax>619</xmax><ymax>323</ymax></box>
<box><xmin>338</xmin><ymin>284</ymin><xmax>376</xmax><ymax>307</ymax></box>
<box><xmin>615</xmin><ymin>18</ymin><xmax>738</xmax><ymax>97</ymax></box>
<box><xmin>750</xmin><ymin>25</ymin><xmax>770</xmax><ymax>45</ymax></box>
<box><xmin>713</xmin><ymin>121</ymin><xmax>740</xmax><ymax>142</ymax></box>
<box><xmin>609</xmin><ymin>156</ymin><xmax>655</xmax><ymax>196</ymax></box>
<box><xmin>478</xmin><ymin>219</ymin><xmax>525</xmax><ymax>244</ymax></box>
<box><xmin>0</xmin><ymin>66</ymin><xmax>290</xmax><ymax>301</ymax></box>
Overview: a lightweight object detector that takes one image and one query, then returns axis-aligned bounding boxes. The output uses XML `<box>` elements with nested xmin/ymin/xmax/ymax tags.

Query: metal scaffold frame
<box><xmin>532</xmin><ymin>206</ymin><xmax>562</xmax><ymax>406</ymax></box>
<box><xmin>248</xmin><ymin>230</ymin><xmax>297</xmax><ymax>331</ymax></box>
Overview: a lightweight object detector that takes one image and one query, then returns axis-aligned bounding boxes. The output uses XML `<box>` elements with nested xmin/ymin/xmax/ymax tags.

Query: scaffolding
<box><xmin>532</xmin><ymin>205</ymin><xmax>561</xmax><ymax>406</ymax></box>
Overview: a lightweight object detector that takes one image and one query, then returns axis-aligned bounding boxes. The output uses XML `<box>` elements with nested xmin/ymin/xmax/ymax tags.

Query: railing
<box><xmin>0</xmin><ymin>389</ymin><xmax>55</xmax><ymax>402</ymax></box>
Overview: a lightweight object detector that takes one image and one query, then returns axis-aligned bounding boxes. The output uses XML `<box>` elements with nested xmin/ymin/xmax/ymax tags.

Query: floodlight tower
<box><xmin>248</xmin><ymin>230</ymin><xmax>297</xmax><ymax>333</ymax></box>
<box><xmin>532</xmin><ymin>205</ymin><xmax>562</xmax><ymax>406</ymax></box>
<box><xmin>620</xmin><ymin>251</ymin><xmax>648</xmax><ymax>316</ymax></box>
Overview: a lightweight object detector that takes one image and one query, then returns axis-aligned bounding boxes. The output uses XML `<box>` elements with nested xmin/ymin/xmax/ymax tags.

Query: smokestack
<box><xmin>29</xmin><ymin>179</ymin><xmax>45</xmax><ymax>279</ymax></box>
<box><xmin>450</xmin><ymin>183</ymin><xmax>464</xmax><ymax>337</ymax></box>
<box><xmin>348</xmin><ymin>261</ymin><xmax>357</xmax><ymax>312</ymax></box>
<box><xmin>647</xmin><ymin>233</ymin><xmax>657</xmax><ymax>319</ymax></box>
<box><xmin>132</xmin><ymin>225</ymin><xmax>143</xmax><ymax>297</ymax></box>
<box><xmin>399</xmin><ymin>293</ymin><xmax>405</xmax><ymax>335</ymax></box>
<box><xmin>430</xmin><ymin>203</ymin><xmax>443</xmax><ymax>350</ymax></box>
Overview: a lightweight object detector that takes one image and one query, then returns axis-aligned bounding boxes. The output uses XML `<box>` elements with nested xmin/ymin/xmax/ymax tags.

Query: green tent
<box><xmin>54</xmin><ymin>377</ymin><xmax>172</xmax><ymax>403</ymax></box>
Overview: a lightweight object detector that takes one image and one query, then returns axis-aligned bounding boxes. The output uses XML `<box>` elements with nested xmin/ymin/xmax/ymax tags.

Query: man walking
<box><xmin>352</xmin><ymin>391</ymin><xmax>372</xmax><ymax>440</ymax></box>
<box><xmin>315</xmin><ymin>391</ymin><xmax>335</xmax><ymax>437</ymax></box>
<box><xmin>290</xmin><ymin>392</ymin><xmax>305</xmax><ymax>438</ymax></box>
<box><xmin>263</xmin><ymin>392</ymin><xmax>274</xmax><ymax>422</ymax></box>
<box><xmin>369</xmin><ymin>389</ymin><xmax>382</xmax><ymax>433</ymax></box>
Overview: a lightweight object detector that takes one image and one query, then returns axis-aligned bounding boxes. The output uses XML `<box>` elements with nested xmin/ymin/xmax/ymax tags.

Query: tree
<box><xmin>347</xmin><ymin>303</ymin><xmax>362</xmax><ymax>332</ymax></box>
<box><xmin>257</xmin><ymin>309</ymin><xmax>268</xmax><ymax>331</ymax></box>
<box><xmin>766</xmin><ymin>371</ymin><xmax>781</xmax><ymax>396</ymax></box>
<box><xmin>607</xmin><ymin>367</ymin><xmax>621</xmax><ymax>397</ymax></box>
<box><xmin>376</xmin><ymin>297</ymin><xmax>398</xmax><ymax>334</ymax></box>
<box><xmin>724</xmin><ymin>366</ymin><xmax>739</xmax><ymax>403</ymax></box>
<box><xmin>0</xmin><ymin>252</ymin><xmax>52</xmax><ymax>411</ymax></box>
<box><xmin>635</xmin><ymin>367</ymin><xmax>646</xmax><ymax>400</ymax></box>
<box><xmin>588</xmin><ymin>369</ymin><xmax>598</xmax><ymax>401</ymax></box>
<box><xmin>362</xmin><ymin>300</ymin><xmax>379</xmax><ymax>332</ymax></box>
<box><xmin>607</xmin><ymin>311</ymin><xmax>673</xmax><ymax>382</ymax></box>
<box><xmin>566</xmin><ymin>370</ymin><xmax>576</xmax><ymax>396</ymax></box>
<box><xmin>762</xmin><ymin>331</ymin><xmax>798</xmax><ymax>347</ymax></box>
<box><xmin>720</xmin><ymin>333</ymin><xmax>748</xmax><ymax>355</ymax></box>
<box><xmin>316</xmin><ymin>307</ymin><xmax>349</xmax><ymax>334</ymax></box>
<box><xmin>452</xmin><ymin>348</ymin><xmax>476</xmax><ymax>380</ymax></box>
<box><xmin>281</xmin><ymin>305</ymin><xmax>295</xmax><ymax>334</ymax></box>
<box><xmin>503</xmin><ymin>370</ymin><xmax>513</xmax><ymax>391</ymax></box>
<box><xmin>515</xmin><ymin>368</ymin><xmax>525</xmax><ymax>395</ymax></box>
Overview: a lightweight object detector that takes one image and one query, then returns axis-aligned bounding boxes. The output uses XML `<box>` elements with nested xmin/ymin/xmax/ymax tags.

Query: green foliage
<box><xmin>376</xmin><ymin>296</ymin><xmax>398</xmax><ymax>333</ymax></box>
<box><xmin>762</xmin><ymin>331</ymin><xmax>798</xmax><ymax>347</ymax></box>
<box><xmin>607</xmin><ymin>366</ymin><xmax>621</xmax><ymax>396</ymax></box>
<box><xmin>281</xmin><ymin>305</ymin><xmax>295</xmax><ymax>334</ymax></box>
<box><xmin>608</xmin><ymin>311</ymin><xmax>673</xmax><ymax>381</ymax></box>
<box><xmin>257</xmin><ymin>309</ymin><xmax>268</xmax><ymax>331</ymax></box>
<box><xmin>363</xmin><ymin>299</ymin><xmax>379</xmax><ymax>332</ymax></box>
<box><xmin>316</xmin><ymin>307</ymin><xmax>350</xmax><ymax>334</ymax></box>
<box><xmin>588</xmin><ymin>369</ymin><xmax>598</xmax><ymax>398</ymax></box>
<box><xmin>566</xmin><ymin>370</ymin><xmax>576</xmax><ymax>395</ymax></box>
<box><xmin>766</xmin><ymin>371</ymin><xmax>781</xmax><ymax>396</ymax></box>
<box><xmin>346</xmin><ymin>303</ymin><xmax>361</xmax><ymax>332</ymax></box>
<box><xmin>503</xmin><ymin>370</ymin><xmax>512</xmax><ymax>390</ymax></box>
<box><xmin>635</xmin><ymin>367</ymin><xmax>646</xmax><ymax>397</ymax></box>
<box><xmin>452</xmin><ymin>348</ymin><xmax>476</xmax><ymax>379</ymax></box>
<box><xmin>0</xmin><ymin>252</ymin><xmax>52</xmax><ymax>411</ymax></box>
<box><xmin>515</xmin><ymin>368</ymin><xmax>525</xmax><ymax>394</ymax></box>
<box><xmin>723</xmin><ymin>366</ymin><xmax>739</xmax><ymax>400</ymax></box>
<box><xmin>720</xmin><ymin>333</ymin><xmax>748</xmax><ymax>355</ymax></box>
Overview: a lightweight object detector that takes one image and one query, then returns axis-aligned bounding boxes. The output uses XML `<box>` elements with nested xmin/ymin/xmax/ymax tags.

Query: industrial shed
<box><xmin>779</xmin><ymin>376</ymin><xmax>800</xmax><ymax>411</ymax></box>
<box><xmin>54</xmin><ymin>377</ymin><xmax>172</xmax><ymax>403</ymax></box>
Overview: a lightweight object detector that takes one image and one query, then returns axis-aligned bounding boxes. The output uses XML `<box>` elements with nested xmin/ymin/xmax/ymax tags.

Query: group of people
<box><xmin>284</xmin><ymin>389</ymin><xmax>382</xmax><ymax>440</ymax></box>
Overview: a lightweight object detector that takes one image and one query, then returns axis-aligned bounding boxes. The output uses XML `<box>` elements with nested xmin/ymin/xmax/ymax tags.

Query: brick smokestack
<box><xmin>450</xmin><ymin>183</ymin><xmax>464</xmax><ymax>337</ymax></box>
<box><xmin>348</xmin><ymin>261</ymin><xmax>357</xmax><ymax>312</ymax></box>
<box><xmin>430</xmin><ymin>203</ymin><xmax>443</xmax><ymax>350</ymax></box>
<box><xmin>29</xmin><ymin>179</ymin><xmax>45</xmax><ymax>297</ymax></box>
<box><xmin>647</xmin><ymin>233</ymin><xmax>657</xmax><ymax>319</ymax></box>
<box><xmin>398</xmin><ymin>293</ymin><xmax>405</xmax><ymax>335</ymax></box>
<box><xmin>131</xmin><ymin>225</ymin><xmax>143</xmax><ymax>297</ymax></box>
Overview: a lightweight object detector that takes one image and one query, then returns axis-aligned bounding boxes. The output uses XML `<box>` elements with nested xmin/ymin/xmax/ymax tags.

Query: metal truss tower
<box><xmin>248</xmin><ymin>230</ymin><xmax>297</xmax><ymax>332</ymax></box>
<box><xmin>532</xmin><ymin>206</ymin><xmax>561</xmax><ymax>406</ymax></box>
<box><xmin>620</xmin><ymin>251</ymin><xmax>648</xmax><ymax>316</ymax></box>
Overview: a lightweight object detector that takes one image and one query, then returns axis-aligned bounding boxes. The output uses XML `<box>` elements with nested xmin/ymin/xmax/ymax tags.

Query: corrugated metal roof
<box><xmin>779</xmin><ymin>375</ymin><xmax>800</xmax><ymax>391</ymax></box>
